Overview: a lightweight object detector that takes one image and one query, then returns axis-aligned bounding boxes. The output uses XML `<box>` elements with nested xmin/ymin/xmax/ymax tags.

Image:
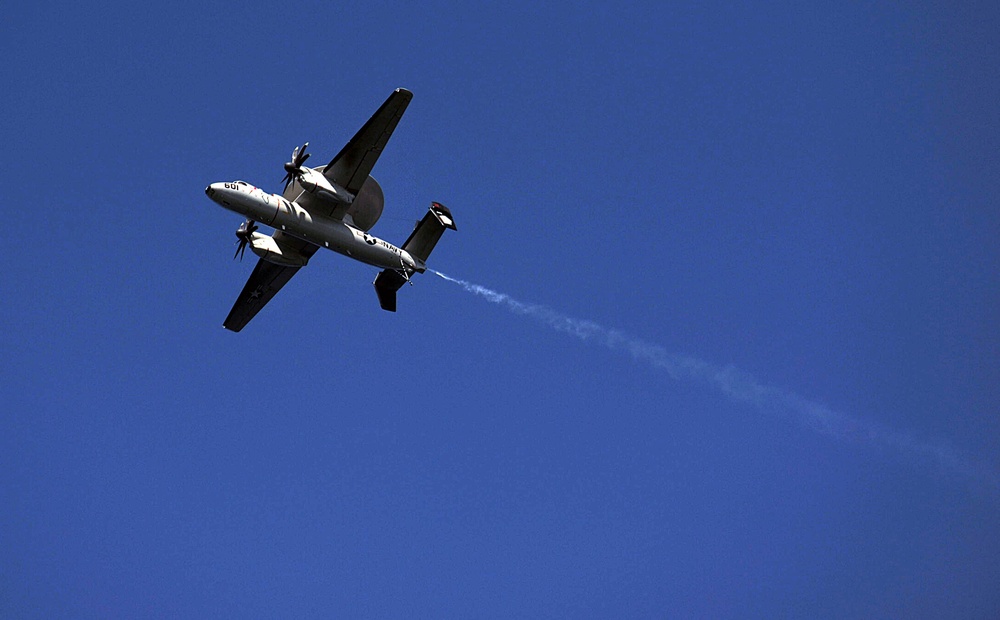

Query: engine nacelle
<box><xmin>249</xmin><ymin>233</ymin><xmax>310</xmax><ymax>267</ymax></box>
<box><xmin>298</xmin><ymin>168</ymin><xmax>354</xmax><ymax>205</ymax></box>
<box><xmin>287</xmin><ymin>169</ymin><xmax>384</xmax><ymax>232</ymax></box>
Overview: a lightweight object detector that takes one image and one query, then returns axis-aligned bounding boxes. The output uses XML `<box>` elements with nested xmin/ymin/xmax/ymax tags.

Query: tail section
<box><xmin>372</xmin><ymin>202</ymin><xmax>456</xmax><ymax>312</ymax></box>
<box><xmin>402</xmin><ymin>202</ymin><xmax>457</xmax><ymax>264</ymax></box>
<box><xmin>373</xmin><ymin>269</ymin><xmax>408</xmax><ymax>312</ymax></box>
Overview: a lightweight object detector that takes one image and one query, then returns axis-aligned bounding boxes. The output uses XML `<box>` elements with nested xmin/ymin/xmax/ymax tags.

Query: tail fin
<box><xmin>372</xmin><ymin>202</ymin><xmax>456</xmax><ymax>312</ymax></box>
<box><xmin>402</xmin><ymin>202</ymin><xmax>457</xmax><ymax>263</ymax></box>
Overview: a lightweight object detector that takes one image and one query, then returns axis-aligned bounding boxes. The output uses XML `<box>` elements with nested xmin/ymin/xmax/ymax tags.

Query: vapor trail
<box><xmin>430</xmin><ymin>270</ymin><xmax>998</xmax><ymax>492</ymax></box>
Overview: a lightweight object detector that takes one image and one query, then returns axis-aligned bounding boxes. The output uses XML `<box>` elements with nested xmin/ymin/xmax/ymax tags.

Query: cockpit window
<box><xmin>236</xmin><ymin>181</ymin><xmax>248</xmax><ymax>186</ymax></box>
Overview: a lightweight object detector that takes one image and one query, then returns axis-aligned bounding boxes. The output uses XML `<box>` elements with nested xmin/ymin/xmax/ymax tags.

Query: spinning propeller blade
<box><xmin>281</xmin><ymin>142</ymin><xmax>311</xmax><ymax>192</ymax></box>
<box><xmin>233</xmin><ymin>220</ymin><xmax>258</xmax><ymax>261</ymax></box>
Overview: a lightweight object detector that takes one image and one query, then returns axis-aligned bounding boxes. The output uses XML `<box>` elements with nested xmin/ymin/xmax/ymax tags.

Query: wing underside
<box><xmin>281</xmin><ymin>88</ymin><xmax>411</xmax><ymax>228</ymax></box>
<box><xmin>324</xmin><ymin>88</ymin><xmax>412</xmax><ymax>197</ymax></box>
<box><xmin>223</xmin><ymin>232</ymin><xmax>319</xmax><ymax>332</ymax></box>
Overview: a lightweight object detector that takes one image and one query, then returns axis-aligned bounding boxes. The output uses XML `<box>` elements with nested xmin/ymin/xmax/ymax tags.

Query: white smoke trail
<box><xmin>431</xmin><ymin>270</ymin><xmax>999</xmax><ymax>492</ymax></box>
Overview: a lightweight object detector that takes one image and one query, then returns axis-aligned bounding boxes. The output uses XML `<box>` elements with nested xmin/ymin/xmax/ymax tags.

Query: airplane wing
<box><xmin>223</xmin><ymin>232</ymin><xmax>320</xmax><ymax>332</ymax></box>
<box><xmin>324</xmin><ymin>88</ymin><xmax>412</xmax><ymax>197</ymax></box>
<box><xmin>280</xmin><ymin>89</ymin><xmax>410</xmax><ymax>225</ymax></box>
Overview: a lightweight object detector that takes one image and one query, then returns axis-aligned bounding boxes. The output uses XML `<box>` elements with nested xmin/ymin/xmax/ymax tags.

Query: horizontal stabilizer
<box><xmin>402</xmin><ymin>202</ymin><xmax>457</xmax><ymax>264</ymax></box>
<box><xmin>373</xmin><ymin>269</ymin><xmax>408</xmax><ymax>312</ymax></box>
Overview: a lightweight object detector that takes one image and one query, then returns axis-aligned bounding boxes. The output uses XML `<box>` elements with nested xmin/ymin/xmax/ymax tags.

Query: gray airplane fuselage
<box><xmin>205</xmin><ymin>180</ymin><xmax>420</xmax><ymax>272</ymax></box>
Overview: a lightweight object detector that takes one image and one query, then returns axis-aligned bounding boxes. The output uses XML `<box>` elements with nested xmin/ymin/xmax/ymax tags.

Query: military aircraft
<box><xmin>204</xmin><ymin>88</ymin><xmax>456</xmax><ymax>332</ymax></box>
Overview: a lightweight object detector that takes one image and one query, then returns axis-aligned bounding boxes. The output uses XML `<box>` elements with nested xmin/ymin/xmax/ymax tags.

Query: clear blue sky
<box><xmin>3</xmin><ymin>2</ymin><xmax>999</xmax><ymax>617</ymax></box>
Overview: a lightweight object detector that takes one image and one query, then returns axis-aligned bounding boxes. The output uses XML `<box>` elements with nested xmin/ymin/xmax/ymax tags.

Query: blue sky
<box><xmin>2</xmin><ymin>2</ymin><xmax>999</xmax><ymax>617</ymax></box>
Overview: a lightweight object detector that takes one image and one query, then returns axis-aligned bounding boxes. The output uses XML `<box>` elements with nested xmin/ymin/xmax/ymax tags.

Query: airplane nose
<box><xmin>205</xmin><ymin>185</ymin><xmax>215</xmax><ymax>198</ymax></box>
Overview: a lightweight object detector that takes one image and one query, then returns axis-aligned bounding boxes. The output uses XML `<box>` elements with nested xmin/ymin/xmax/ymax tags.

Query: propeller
<box><xmin>281</xmin><ymin>141</ymin><xmax>311</xmax><ymax>192</ymax></box>
<box><xmin>234</xmin><ymin>220</ymin><xmax>259</xmax><ymax>261</ymax></box>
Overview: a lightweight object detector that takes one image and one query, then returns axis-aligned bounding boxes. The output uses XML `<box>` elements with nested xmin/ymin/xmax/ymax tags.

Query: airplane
<box><xmin>204</xmin><ymin>88</ymin><xmax>456</xmax><ymax>332</ymax></box>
